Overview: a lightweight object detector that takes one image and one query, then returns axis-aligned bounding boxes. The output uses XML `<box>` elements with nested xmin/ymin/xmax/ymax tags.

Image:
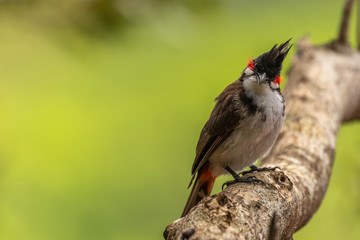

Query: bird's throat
<box><xmin>243</xmin><ymin>76</ymin><xmax>270</xmax><ymax>97</ymax></box>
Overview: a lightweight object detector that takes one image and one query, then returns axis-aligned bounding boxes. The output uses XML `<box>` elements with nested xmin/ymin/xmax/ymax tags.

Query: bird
<box><xmin>181</xmin><ymin>39</ymin><xmax>292</xmax><ymax>217</ymax></box>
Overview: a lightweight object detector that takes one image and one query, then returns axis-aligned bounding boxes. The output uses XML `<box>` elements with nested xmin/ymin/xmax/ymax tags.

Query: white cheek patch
<box><xmin>270</xmin><ymin>81</ymin><xmax>279</xmax><ymax>89</ymax></box>
<box><xmin>244</xmin><ymin>68</ymin><xmax>253</xmax><ymax>75</ymax></box>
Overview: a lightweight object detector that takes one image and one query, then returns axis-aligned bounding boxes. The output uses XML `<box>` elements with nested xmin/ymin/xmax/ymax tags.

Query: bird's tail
<box><xmin>181</xmin><ymin>165</ymin><xmax>216</xmax><ymax>217</ymax></box>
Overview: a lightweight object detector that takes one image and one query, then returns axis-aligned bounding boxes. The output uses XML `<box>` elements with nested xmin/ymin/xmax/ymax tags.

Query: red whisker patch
<box><xmin>247</xmin><ymin>58</ymin><xmax>255</xmax><ymax>71</ymax></box>
<box><xmin>273</xmin><ymin>75</ymin><xmax>282</xmax><ymax>85</ymax></box>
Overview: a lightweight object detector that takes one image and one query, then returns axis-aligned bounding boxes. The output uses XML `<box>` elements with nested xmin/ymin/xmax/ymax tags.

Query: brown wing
<box><xmin>190</xmin><ymin>80</ymin><xmax>244</xmax><ymax>177</ymax></box>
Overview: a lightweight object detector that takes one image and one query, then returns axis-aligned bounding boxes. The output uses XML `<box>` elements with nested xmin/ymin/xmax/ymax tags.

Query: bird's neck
<box><xmin>242</xmin><ymin>76</ymin><xmax>284</xmax><ymax>113</ymax></box>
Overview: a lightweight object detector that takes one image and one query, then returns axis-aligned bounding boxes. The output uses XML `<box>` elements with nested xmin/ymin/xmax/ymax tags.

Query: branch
<box><xmin>164</xmin><ymin>3</ymin><xmax>360</xmax><ymax>240</ymax></box>
<box><xmin>357</xmin><ymin>0</ymin><xmax>360</xmax><ymax>49</ymax></box>
<box><xmin>164</xmin><ymin>37</ymin><xmax>360</xmax><ymax>240</ymax></box>
<box><xmin>337</xmin><ymin>0</ymin><xmax>354</xmax><ymax>46</ymax></box>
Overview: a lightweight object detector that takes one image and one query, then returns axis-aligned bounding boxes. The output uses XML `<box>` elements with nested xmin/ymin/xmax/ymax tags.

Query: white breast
<box><xmin>209</xmin><ymin>77</ymin><xmax>285</xmax><ymax>176</ymax></box>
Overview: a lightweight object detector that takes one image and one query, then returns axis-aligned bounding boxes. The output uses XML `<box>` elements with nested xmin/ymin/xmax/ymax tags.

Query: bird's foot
<box><xmin>241</xmin><ymin>165</ymin><xmax>280</xmax><ymax>176</ymax></box>
<box><xmin>222</xmin><ymin>175</ymin><xmax>263</xmax><ymax>190</ymax></box>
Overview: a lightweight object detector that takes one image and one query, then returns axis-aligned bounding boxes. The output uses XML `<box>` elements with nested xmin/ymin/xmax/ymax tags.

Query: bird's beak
<box><xmin>256</xmin><ymin>73</ymin><xmax>267</xmax><ymax>85</ymax></box>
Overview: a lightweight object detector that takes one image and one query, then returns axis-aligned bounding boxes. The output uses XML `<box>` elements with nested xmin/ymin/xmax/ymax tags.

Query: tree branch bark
<box><xmin>337</xmin><ymin>0</ymin><xmax>354</xmax><ymax>46</ymax></box>
<box><xmin>164</xmin><ymin>2</ymin><xmax>360</xmax><ymax>239</ymax></box>
<box><xmin>357</xmin><ymin>0</ymin><xmax>360</xmax><ymax>50</ymax></box>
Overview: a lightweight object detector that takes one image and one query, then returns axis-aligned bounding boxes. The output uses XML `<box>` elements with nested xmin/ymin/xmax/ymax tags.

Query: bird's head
<box><xmin>243</xmin><ymin>39</ymin><xmax>292</xmax><ymax>91</ymax></box>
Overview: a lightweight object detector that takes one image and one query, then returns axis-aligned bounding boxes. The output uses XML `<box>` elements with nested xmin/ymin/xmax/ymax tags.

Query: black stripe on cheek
<box><xmin>282</xmin><ymin>104</ymin><xmax>285</xmax><ymax>117</ymax></box>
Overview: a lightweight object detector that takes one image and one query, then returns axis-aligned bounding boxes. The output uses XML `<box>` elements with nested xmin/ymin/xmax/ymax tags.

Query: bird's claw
<box><xmin>222</xmin><ymin>176</ymin><xmax>263</xmax><ymax>190</ymax></box>
<box><xmin>241</xmin><ymin>165</ymin><xmax>280</xmax><ymax>176</ymax></box>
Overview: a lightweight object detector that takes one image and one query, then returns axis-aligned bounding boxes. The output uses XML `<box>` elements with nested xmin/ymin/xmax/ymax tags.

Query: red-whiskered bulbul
<box><xmin>181</xmin><ymin>39</ymin><xmax>292</xmax><ymax>217</ymax></box>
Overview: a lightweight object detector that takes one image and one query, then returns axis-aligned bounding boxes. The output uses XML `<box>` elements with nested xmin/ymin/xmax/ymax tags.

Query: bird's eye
<box><xmin>273</xmin><ymin>75</ymin><xmax>282</xmax><ymax>85</ymax></box>
<box><xmin>255</xmin><ymin>65</ymin><xmax>264</xmax><ymax>73</ymax></box>
<box><xmin>247</xmin><ymin>58</ymin><xmax>255</xmax><ymax>71</ymax></box>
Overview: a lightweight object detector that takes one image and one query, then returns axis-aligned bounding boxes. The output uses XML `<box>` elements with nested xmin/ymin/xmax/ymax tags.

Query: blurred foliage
<box><xmin>0</xmin><ymin>0</ymin><xmax>359</xmax><ymax>240</ymax></box>
<box><xmin>0</xmin><ymin>0</ymin><xmax>219</xmax><ymax>34</ymax></box>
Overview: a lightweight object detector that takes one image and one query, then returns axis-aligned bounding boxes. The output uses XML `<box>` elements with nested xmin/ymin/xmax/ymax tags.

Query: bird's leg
<box><xmin>241</xmin><ymin>165</ymin><xmax>280</xmax><ymax>176</ymax></box>
<box><xmin>222</xmin><ymin>166</ymin><xmax>263</xmax><ymax>190</ymax></box>
<box><xmin>224</xmin><ymin>166</ymin><xmax>241</xmax><ymax>180</ymax></box>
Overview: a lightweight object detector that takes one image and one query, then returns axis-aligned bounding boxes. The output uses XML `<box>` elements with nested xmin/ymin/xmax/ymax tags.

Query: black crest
<box><xmin>254</xmin><ymin>39</ymin><xmax>293</xmax><ymax>78</ymax></box>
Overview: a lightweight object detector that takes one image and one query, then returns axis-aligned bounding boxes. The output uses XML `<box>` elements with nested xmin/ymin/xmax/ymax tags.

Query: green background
<box><xmin>0</xmin><ymin>0</ymin><xmax>359</xmax><ymax>239</ymax></box>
